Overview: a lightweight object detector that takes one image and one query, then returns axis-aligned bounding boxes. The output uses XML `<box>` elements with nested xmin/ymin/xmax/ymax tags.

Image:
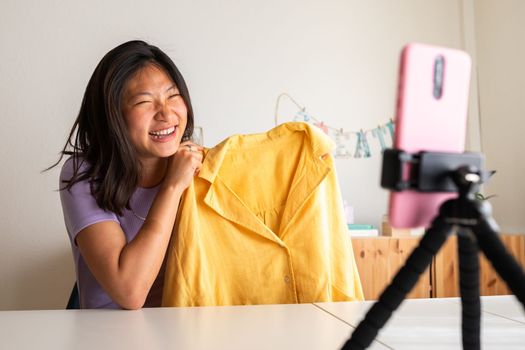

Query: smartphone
<box><xmin>388</xmin><ymin>43</ymin><xmax>472</xmax><ymax>228</ymax></box>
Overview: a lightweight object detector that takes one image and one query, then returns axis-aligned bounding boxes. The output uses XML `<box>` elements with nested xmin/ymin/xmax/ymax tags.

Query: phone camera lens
<box><xmin>433</xmin><ymin>55</ymin><xmax>445</xmax><ymax>99</ymax></box>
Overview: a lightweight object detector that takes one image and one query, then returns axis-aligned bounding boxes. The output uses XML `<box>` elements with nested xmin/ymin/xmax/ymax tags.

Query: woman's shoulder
<box><xmin>59</xmin><ymin>156</ymin><xmax>120</xmax><ymax>238</ymax></box>
<box><xmin>59</xmin><ymin>156</ymin><xmax>91</xmax><ymax>184</ymax></box>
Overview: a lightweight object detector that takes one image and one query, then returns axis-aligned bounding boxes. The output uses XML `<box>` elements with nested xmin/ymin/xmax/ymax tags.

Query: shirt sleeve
<box><xmin>59</xmin><ymin>158</ymin><xmax>119</xmax><ymax>244</ymax></box>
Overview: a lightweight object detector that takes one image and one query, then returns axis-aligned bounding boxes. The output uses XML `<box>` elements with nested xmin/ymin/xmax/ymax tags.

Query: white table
<box><xmin>0</xmin><ymin>303</ymin><xmax>383</xmax><ymax>350</ymax></box>
<box><xmin>315</xmin><ymin>295</ymin><xmax>525</xmax><ymax>349</ymax></box>
<box><xmin>0</xmin><ymin>296</ymin><xmax>523</xmax><ymax>349</ymax></box>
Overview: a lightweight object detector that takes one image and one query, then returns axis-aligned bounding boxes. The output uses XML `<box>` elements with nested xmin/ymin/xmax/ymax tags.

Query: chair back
<box><xmin>66</xmin><ymin>282</ymin><xmax>80</xmax><ymax>309</ymax></box>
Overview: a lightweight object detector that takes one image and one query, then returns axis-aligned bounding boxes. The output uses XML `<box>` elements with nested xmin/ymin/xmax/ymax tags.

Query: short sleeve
<box><xmin>59</xmin><ymin>158</ymin><xmax>119</xmax><ymax>244</ymax></box>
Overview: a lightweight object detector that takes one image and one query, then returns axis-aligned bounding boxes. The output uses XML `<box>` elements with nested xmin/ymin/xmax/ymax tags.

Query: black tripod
<box><xmin>342</xmin><ymin>150</ymin><xmax>525</xmax><ymax>350</ymax></box>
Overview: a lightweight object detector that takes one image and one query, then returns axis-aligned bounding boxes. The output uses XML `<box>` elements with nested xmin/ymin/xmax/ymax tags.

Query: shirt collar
<box><xmin>197</xmin><ymin>122</ymin><xmax>334</xmax><ymax>184</ymax></box>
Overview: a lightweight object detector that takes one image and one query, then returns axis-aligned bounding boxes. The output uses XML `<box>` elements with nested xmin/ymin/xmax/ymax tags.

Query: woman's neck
<box><xmin>138</xmin><ymin>157</ymin><xmax>168</xmax><ymax>188</ymax></box>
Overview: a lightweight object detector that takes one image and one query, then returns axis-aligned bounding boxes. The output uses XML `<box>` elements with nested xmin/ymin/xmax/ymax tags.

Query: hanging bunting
<box><xmin>330</xmin><ymin>128</ymin><xmax>353</xmax><ymax>158</ymax></box>
<box><xmin>372</xmin><ymin>126</ymin><xmax>388</xmax><ymax>152</ymax></box>
<box><xmin>354</xmin><ymin>130</ymin><xmax>372</xmax><ymax>158</ymax></box>
<box><xmin>384</xmin><ymin>119</ymin><xmax>395</xmax><ymax>141</ymax></box>
<box><xmin>276</xmin><ymin>93</ymin><xmax>395</xmax><ymax>159</ymax></box>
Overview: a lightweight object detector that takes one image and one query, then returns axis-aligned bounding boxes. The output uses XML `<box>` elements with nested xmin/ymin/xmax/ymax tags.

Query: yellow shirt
<box><xmin>162</xmin><ymin>122</ymin><xmax>363</xmax><ymax>307</ymax></box>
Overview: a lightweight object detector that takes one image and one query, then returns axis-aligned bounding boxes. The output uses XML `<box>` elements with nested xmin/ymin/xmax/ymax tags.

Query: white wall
<box><xmin>473</xmin><ymin>0</ymin><xmax>525</xmax><ymax>234</ymax></box>
<box><xmin>0</xmin><ymin>0</ymin><xmax>468</xmax><ymax>310</ymax></box>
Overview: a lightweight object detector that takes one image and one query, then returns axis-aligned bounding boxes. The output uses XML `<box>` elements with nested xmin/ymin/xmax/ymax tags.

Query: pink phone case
<box><xmin>389</xmin><ymin>43</ymin><xmax>472</xmax><ymax>228</ymax></box>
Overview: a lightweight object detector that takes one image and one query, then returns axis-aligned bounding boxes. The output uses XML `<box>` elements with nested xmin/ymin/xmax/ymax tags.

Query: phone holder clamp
<box><xmin>380</xmin><ymin>149</ymin><xmax>488</xmax><ymax>193</ymax></box>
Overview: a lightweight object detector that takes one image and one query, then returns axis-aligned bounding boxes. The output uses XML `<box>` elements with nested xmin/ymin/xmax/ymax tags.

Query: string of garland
<box><xmin>275</xmin><ymin>93</ymin><xmax>395</xmax><ymax>159</ymax></box>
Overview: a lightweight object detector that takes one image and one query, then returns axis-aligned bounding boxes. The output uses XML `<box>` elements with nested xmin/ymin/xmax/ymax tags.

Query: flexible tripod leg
<box><xmin>341</xmin><ymin>215</ymin><xmax>453</xmax><ymax>350</ymax></box>
<box><xmin>457</xmin><ymin>228</ymin><xmax>481</xmax><ymax>350</ymax></box>
<box><xmin>472</xmin><ymin>207</ymin><xmax>525</xmax><ymax>308</ymax></box>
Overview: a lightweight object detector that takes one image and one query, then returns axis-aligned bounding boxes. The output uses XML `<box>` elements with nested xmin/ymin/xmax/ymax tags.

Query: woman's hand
<box><xmin>163</xmin><ymin>141</ymin><xmax>204</xmax><ymax>191</ymax></box>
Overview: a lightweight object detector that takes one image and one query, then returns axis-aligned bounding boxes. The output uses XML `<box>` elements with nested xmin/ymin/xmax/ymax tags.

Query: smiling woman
<box><xmin>47</xmin><ymin>40</ymin><xmax>204</xmax><ymax>309</ymax></box>
<box><xmin>121</xmin><ymin>64</ymin><xmax>189</xmax><ymax>180</ymax></box>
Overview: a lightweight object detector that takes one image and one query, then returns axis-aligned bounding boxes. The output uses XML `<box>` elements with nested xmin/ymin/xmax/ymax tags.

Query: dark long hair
<box><xmin>50</xmin><ymin>40</ymin><xmax>194</xmax><ymax>215</ymax></box>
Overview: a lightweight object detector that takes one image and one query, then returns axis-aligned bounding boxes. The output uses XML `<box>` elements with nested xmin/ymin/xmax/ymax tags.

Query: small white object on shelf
<box><xmin>348</xmin><ymin>228</ymin><xmax>379</xmax><ymax>237</ymax></box>
<box><xmin>381</xmin><ymin>214</ymin><xmax>425</xmax><ymax>237</ymax></box>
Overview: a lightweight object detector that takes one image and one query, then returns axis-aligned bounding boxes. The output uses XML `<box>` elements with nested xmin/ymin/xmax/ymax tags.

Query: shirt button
<box><xmin>284</xmin><ymin>275</ymin><xmax>291</xmax><ymax>284</ymax></box>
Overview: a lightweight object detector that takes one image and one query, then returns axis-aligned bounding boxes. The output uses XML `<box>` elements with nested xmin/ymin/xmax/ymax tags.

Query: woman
<box><xmin>53</xmin><ymin>40</ymin><xmax>203</xmax><ymax>309</ymax></box>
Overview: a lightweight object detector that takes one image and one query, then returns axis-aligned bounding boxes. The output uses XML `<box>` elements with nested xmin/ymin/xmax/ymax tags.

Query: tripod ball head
<box><xmin>452</xmin><ymin>165</ymin><xmax>482</xmax><ymax>198</ymax></box>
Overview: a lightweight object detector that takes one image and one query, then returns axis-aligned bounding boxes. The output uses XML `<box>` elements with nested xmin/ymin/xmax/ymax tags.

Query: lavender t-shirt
<box><xmin>60</xmin><ymin>158</ymin><xmax>164</xmax><ymax>309</ymax></box>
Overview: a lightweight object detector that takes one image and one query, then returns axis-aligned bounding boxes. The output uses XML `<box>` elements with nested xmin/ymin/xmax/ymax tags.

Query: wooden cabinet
<box><xmin>351</xmin><ymin>234</ymin><xmax>525</xmax><ymax>300</ymax></box>
<box><xmin>351</xmin><ymin>237</ymin><xmax>431</xmax><ymax>300</ymax></box>
<box><xmin>432</xmin><ymin>234</ymin><xmax>525</xmax><ymax>297</ymax></box>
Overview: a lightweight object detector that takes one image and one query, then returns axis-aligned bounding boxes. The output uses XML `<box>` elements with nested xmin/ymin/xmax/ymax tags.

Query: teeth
<box><xmin>150</xmin><ymin>126</ymin><xmax>175</xmax><ymax>136</ymax></box>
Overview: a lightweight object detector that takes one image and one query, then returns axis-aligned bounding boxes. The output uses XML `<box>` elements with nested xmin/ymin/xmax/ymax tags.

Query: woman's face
<box><xmin>122</xmin><ymin>64</ymin><xmax>188</xmax><ymax>162</ymax></box>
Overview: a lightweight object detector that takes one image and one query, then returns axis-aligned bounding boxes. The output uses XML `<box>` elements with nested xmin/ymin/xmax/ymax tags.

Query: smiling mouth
<box><xmin>149</xmin><ymin>126</ymin><xmax>176</xmax><ymax>139</ymax></box>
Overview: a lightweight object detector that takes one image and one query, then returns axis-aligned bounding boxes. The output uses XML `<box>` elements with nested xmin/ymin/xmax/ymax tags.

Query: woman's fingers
<box><xmin>178</xmin><ymin>141</ymin><xmax>204</xmax><ymax>166</ymax></box>
<box><xmin>179</xmin><ymin>141</ymin><xmax>204</xmax><ymax>152</ymax></box>
<box><xmin>169</xmin><ymin>140</ymin><xmax>204</xmax><ymax>179</ymax></box>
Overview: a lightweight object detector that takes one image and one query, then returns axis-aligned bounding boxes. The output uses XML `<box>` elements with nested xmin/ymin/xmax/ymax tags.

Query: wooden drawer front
<box><xmin>432</xmin><ymin>234</ymin><xmax>525</xmax><ymax>297</ymax></box>
<box><xmin>352</xmin><ymin>237</ymin><xmax>431</xmax><ymax>300</ymax></box>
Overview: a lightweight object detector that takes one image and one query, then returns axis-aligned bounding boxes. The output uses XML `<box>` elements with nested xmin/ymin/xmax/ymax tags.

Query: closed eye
<box><xmin>169</xmin><ymin>93</ymin><xmax>181</xmax><ymax>99</ymax></box>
